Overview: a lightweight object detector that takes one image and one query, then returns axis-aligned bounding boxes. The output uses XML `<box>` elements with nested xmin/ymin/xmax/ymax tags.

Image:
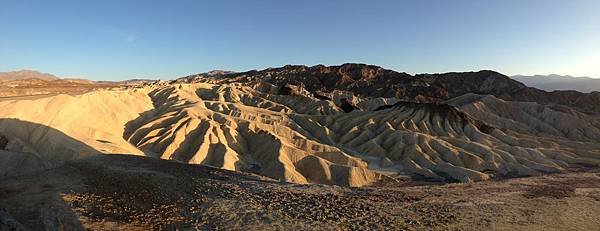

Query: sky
<box><xmin>1</xmin><ymin>0</ymin><xmax>599</xmax><ymax>80</ymax></box>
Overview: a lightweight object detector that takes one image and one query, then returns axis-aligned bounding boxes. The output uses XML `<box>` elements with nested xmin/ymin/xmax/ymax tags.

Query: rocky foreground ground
<box><xmin>1</xmin><ymin>154</ymin><xmax>599</xmax><ymax>230</ymax></box>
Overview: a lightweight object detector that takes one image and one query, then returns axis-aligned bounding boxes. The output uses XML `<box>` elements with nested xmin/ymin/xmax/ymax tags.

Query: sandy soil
<box><xmin>1</xmin><ymin>154</ymin><xmax>599</xmax><ymax>230</ymax></box>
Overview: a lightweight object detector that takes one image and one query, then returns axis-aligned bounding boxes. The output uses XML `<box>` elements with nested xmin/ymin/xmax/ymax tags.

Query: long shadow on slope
<box><xmin>0</xmin><ymin>117</ymin><xmax>290</xmax><ymax>230</ymax></box>
<box><xmin>0</xmin><ymin>118</ymin><xmax>102</xmax><ymax>230</ymax></box>
<box><xmin>0</xmin><ymin>118</ymin><xmax>102</xmax><ymax>178</ymax></box>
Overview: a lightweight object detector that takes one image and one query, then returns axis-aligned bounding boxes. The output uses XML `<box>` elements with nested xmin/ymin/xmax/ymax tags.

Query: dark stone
<box><xmin>278</xmin><ymin>85</ymin><xmax>292</xmax><ymax>95</ymax></box>
<box><xmin>311</xmin><ymin>91</ymin><xmax>331</xmax><ymax>100</ymax></box>
<box><xmin>0</xmin><ymin>135</ymin><xmax>8</xmax><ymax>150</ymax></box>
<box><xmin>339</xmin><ymin>98</ymin><xmax>360</xmax><ymax>113</ymax></box>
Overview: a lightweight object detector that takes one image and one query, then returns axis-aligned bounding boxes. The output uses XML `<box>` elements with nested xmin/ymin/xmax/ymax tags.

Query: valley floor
<box><xmin>1</xmin><ymin>154</ymin><xmax>599</xmax><ymax>230</ymax></box>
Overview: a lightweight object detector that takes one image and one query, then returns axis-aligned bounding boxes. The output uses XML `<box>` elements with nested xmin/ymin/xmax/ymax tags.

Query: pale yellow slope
<box><xmin>124</xmin><ymin>83</ymin><xmax>381</xmax><ymax>186</ymax></box>
<box><xmin>0</xmin><ymin>88</ymin><xmax>154</xmax><ymax>176</ymax></box>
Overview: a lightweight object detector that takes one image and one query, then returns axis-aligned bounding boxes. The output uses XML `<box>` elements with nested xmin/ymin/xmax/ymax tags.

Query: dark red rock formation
<box><xmin>178</xmin><ymin>63</ymin><xmax>600</xmax><ymax>114</ymax></box>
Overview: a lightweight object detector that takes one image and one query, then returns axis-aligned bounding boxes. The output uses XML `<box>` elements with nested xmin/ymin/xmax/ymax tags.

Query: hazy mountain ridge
<box><xmin>512</xmin><ymin>74</ymin><xmax>600</xmax><ymax>93</ymax></box>
<box><xmin>0</xmin><ymin>69</ymin><xmax>160</xmax><ymax>85</ymax></box>
<box><xmin>0</xmin><ymin>70</ymin><xmax>146</xmax><ymax>98</ymax></box>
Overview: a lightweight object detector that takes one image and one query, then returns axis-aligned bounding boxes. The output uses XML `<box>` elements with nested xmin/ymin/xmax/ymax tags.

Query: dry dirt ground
<box><xmin>1</xmin><ymin>154</ymin><xmax>599</xmax><ymax>231</ymax></box>
<box><xmin>0</xmin><ymin>80</ymin><xmax>121</xmax><ymax>99</ymax></box>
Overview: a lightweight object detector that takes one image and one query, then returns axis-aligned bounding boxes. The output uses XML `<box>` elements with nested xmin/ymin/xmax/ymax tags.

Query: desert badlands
<box><xmin>1</xmin><ymin>64</ymin><xmax>600</xmax><ymax>230</ymax></box>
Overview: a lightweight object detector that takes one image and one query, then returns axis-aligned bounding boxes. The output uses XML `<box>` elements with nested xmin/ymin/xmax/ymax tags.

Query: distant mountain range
<box><xmin>512</xmin><ymin>74</ymin><xmax>600</xmax><ymax>93</ymax></box>
<box><xmin>0</xmin><ymin>70</ymin><xmax>121</xmax><ymax>98</ymax></box>
<box><xmin>0</xmin><ymin>70</ymin><xmax>157</xmax><ymax>86</ymax></box>
<box><xmin>0</xmin><ymin>70</ymin><xmax>59</xmax><ymax>81</ymax></box>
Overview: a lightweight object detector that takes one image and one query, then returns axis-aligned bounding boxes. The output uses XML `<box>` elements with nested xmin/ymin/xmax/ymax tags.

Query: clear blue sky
<box><xmin>1</xmin><ymin>0</ymin><xmax>599</xmax><ymax>80</ymax></box>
